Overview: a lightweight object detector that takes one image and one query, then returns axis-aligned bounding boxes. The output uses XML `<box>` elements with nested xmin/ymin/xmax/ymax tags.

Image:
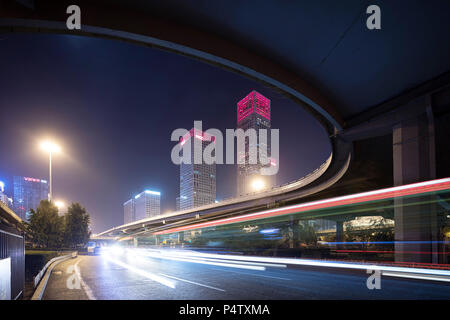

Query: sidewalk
<box><xmin>42</xmin><ymin>256</ymin><xmax>89</xmax><ymax>300</ymax></box>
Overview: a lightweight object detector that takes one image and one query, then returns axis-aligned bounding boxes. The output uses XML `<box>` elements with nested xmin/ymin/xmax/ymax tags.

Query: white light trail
<box><xmin>103</xmin><ymin>255</ymin><xmax>176</xmax><ymax>288</ymax></box>
<box><xmin>140</xmin><ymin>251</ymin><xmax>266</xmax><ymax>271</ymax></box>
<box><xmin>154</xmin><ymin>177</ymin><xmax>450</xmax><ymax>235</ymax></box>
<box><xmin>157</xmin><ymin>251</ymin><xmax>286</xmax><ymax>268</ymax></box>
<box><xmin>382</xmin><ymin>272</ymin><xmax>450</xmax><ymax>283</ymax></box>
<box><xmin>145</xmin><ymin>250</ymin><xmax>450</xmax><ymax>280</ymax></box>
<box><xmin>159</xmin><ymin>273</ymin><xmax>226</xmax><ymax>292</ymax></box>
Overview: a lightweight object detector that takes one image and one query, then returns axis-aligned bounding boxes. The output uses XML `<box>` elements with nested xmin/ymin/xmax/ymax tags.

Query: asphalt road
<box><xmin>42</xmin><ymin>250</ymin><xmax>450</xmax><ymax>300</ymax></box>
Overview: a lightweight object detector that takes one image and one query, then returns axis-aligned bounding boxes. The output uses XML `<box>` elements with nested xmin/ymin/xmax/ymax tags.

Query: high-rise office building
<box><xmin>123</xmin><ymin>198</ymin><xmax>135</xmax><ymax>224</ymax></box>
<box><xmin>134</xmin><ymin>190</ymin><xmax>161</xmax><ymax>221</ymax></box>
<box><xmin>13</xmin><ymin>176</ymin><xmax>49</xmax><ymax>221</ymax></box>
<box><xmin>123</xmin><ymin>190</ymin><xmax>161</xmax><ymax>224</ymax></box>
<box><xmin>179</xmin><ymin>128</ymin><xmax>216</xmax><ymax>210</ymax></box>
<box><xmin>0</xmin><ymin>180</ymin><xmax>9</xmax><ymax>208</ymax></box>
<box><xmin>236</xmin><ymin>90</ymin><xmax>275</xmax><ymax>196</ymax></box>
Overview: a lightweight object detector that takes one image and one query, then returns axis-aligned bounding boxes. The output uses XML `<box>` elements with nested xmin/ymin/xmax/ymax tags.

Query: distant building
<box><xmin>0</xmin><ymin>180</ymin><xmax>9</xmax><ymax>208</ymax></box>
<box><xmin>179</xmin><ymin>128</ymin><xmax>216</xmax><ymax>210</ymax></box>
<box><xmin>134</xmin><ymin>190</ymin><xmax>161</xmax><ymax>221</ymax></box>
<box><xmin>13</xmin><ymin>175</ymin><xmax>49</xmax><ymax>221</ymax></box>
<box><xmin>123</xmin><ymin>198</ymin><xmax>135</xmax><ymax>224</ymax></box>
<box><xmin>0</xmin><ymin>193</ymin><xmax>8</xmax><ymax>207</ymax></box>
<box><xmin>123</xmin><ymin>190</ymin><xmax>161</xmax><ymax>224</ymax></box>
<box><xmin>236</xmin><ymin>91</ymin><xmax>275</xmax><ymax>196</ymax></box>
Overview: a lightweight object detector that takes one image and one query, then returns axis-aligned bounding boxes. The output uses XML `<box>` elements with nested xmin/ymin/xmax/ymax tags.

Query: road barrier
<box><xmin>31</xmin><ymin>251</ymin><xmax>77</xmax><ymax>300</ymax></box>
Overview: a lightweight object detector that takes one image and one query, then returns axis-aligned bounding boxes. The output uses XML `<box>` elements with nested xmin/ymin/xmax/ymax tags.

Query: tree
<box><xmin>297</xmin><ymin>221</ymin><xmax>317</xmax><ymax>245</ymax></box>
<box><xmin>64</xmin><ymin>202</ymin><xmax>91</xmax><ymax>248</ymax></box>
<box><xmin>28</xmin><ymin>200</ymin><xmax>64</xmax><ymax>248</ymax></box>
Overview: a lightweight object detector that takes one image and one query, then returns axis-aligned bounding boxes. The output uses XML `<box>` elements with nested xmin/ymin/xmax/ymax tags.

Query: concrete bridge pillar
<box><xmin>288</xmin><ymin>216</ymin><xmax>298</xmax><ymax>248</ymax></box>
<box><xmin>177</xmin><ymin>232</ymin><xmax>184</xmax><ymax>245</ymax></box>
<box><xmin>336</xmin><ymin>220</ymin><xmax>344</xmax><ymax>243</ymax></box>
<box><xmin>393</xmin><ymin>103</ymin><xmax>439</xmax><ymax>263</ymax></box>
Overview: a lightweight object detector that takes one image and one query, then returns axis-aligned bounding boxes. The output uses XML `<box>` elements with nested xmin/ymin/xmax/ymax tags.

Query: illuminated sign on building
<box><xmin>237</xmin><ymin>90</ymin><xmax>271</xmax><ymax>123</ymax></box>
<box><xmin>179</xmin><ymin>128</ymin><xmax>215</xmax><ymax>146</ymax></box>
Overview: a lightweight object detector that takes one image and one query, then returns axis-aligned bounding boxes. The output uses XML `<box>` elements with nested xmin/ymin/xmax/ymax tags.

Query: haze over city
<box><xmin>0</xmin><ymin>33</ymin><xmax>330</xmax><ymax>233</ymax></box>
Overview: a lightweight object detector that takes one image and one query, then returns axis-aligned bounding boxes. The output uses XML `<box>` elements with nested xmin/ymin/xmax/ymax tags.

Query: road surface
<box><xmin>42</xmin><ymin>249</ymin><xmax>450</xmax><ymax>300</ymax></box>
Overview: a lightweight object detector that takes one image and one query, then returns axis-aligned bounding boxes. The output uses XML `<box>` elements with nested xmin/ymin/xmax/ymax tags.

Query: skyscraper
<box><xmin>134</xmin><ymin>190</ymin><xmax>161</xmax><ymax>221</ymax></box>
<box><xmin>179</xmin><ymin>128</ymin><xmax>216</xmax><ymax>210</ymax></box>
<box><xmin>13</xmin><ymin>175</ymin><xmax>49</xmax><ymax>221</ymax></box>
<box><xmin>123</xmin><ymin>198</ymin><xmax>135</xmax><ymax>224</ymax></box>
<box><xmin>236</xmin><ymin>90</ymin><xmax>275</xmax><ymax>196</ymax></box>
<box><xmin>0</xmin><ymin>181</ymin><xmax>9</xmax><ymax>208</ymax></box>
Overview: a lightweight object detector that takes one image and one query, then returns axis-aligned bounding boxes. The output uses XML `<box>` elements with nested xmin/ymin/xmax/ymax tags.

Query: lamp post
<box><xmin>40</xmin><ymin>141</ymin><xmax>61</xmax><ymax>202</ymax></box>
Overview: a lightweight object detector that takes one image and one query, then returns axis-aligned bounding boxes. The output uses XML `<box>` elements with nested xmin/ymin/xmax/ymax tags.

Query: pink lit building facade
<box><xmin>237</xmin><ymin>91</ymin><xmax>275</xmax><ymax>196</ymax></box>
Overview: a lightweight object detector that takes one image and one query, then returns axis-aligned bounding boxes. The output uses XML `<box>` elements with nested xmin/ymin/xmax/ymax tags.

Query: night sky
<box><xmin>0</xmin><ymin>33</ymin><xmax>330</xmax><ymax>233</ymax></box>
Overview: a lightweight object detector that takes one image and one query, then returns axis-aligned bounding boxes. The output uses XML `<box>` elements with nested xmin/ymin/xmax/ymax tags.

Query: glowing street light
<box><xmin>40</xmin><ymin>140</ymin><xmax>61</xmax><ymax>202</ymax></box>
<box><xmin>54</xmin><ymin>200</ymin><xmax>65</xmax><ymax>210</ymax></box>
<box><xmin>251</xmin><ymin>178</ymin><xmax>266</xmax><ymax>192</ymax></box>
<box><xmin>40</xmin><ymin>141</ymin><xmax>61</xmax><ymax>153</ymax></box>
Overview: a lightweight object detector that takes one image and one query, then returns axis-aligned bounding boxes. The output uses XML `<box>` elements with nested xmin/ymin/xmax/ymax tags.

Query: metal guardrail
<box><xmin>31</xmin><ymin>251</ymin><xmax>77</xmax><ymax>300</ymax></box>
<box><xmin>33</xmin><ymin>252</ymin><xmax>78</xmax><ymax>289</ymax></box>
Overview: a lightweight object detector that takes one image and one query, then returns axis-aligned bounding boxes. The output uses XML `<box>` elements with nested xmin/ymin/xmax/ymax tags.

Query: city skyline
<box><xmin>0</xmin><ymin>33</ymin><xmax>331</xmax><ymax>233</ymax></box>
<box><xmin>123</xmin><ymin>90</ymin><xmax>273</xmax><ymax>224</ymax></box>
<box><xmin>123</xmin><ymin>90</ymin><xmax>271</xmax><ymax>225</ymax></box>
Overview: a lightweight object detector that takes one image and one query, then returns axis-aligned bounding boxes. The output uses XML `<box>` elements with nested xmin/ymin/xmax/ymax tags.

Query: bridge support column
<box><xmin>177</xmin><ymin>232</ymin><xmax>184</xmax><ymax>245</ymax></box>
<box><xmin>133</xmin><ymin>237</ymin><xmax>138</xmax><ymax>247</ymax></box>
<box><xmin>288</xmin><ymin>216</ymin><xmax>298</xmax><ymax>249</ymax></box>
<box><xmin>393</xmin><ymin>103</ymin><xmax>439</xmax><ymax>263</ymax></box>
<box><xmin>335</xmin><ymin>220</ymin><xmax>344</xmax><ymax>248</ymax></box>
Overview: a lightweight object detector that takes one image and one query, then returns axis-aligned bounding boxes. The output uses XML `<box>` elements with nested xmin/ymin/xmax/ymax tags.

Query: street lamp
<box><xmin>251</xmin><ymin>178</ymin><xmax>266</xmax><ymax>192</ymax></box>
<box><xmin>54</xmin><ymin>200</ymin><xmax>65</xmax><ymax>210</ymax></box>
<box><xmin>40</xmin><ymin>141</ymin><xmax>61</xmax><ymax>202</ymax></box>
<box><xmin>55</xmin><ymin>200</ymin><xmax>66</xmax><ymax>215</ymax></box>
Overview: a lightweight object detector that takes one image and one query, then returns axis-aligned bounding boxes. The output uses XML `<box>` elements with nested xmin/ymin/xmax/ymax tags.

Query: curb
<box><xmin>31</xmin><ymin>251</ymin><xmax>78</xmax><ymax>300</ymax></box>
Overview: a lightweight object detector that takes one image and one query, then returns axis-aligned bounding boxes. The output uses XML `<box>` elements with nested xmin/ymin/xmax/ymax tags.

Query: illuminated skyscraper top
<box><xmin>237</xmin><ymin>91</ymin><xmax>275</xmax><ymax>196</ymax></box>
<box><xmin>237</xmin><ymin>90</ymin><xmax>271</xmax><ymax>123</ymax></box>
